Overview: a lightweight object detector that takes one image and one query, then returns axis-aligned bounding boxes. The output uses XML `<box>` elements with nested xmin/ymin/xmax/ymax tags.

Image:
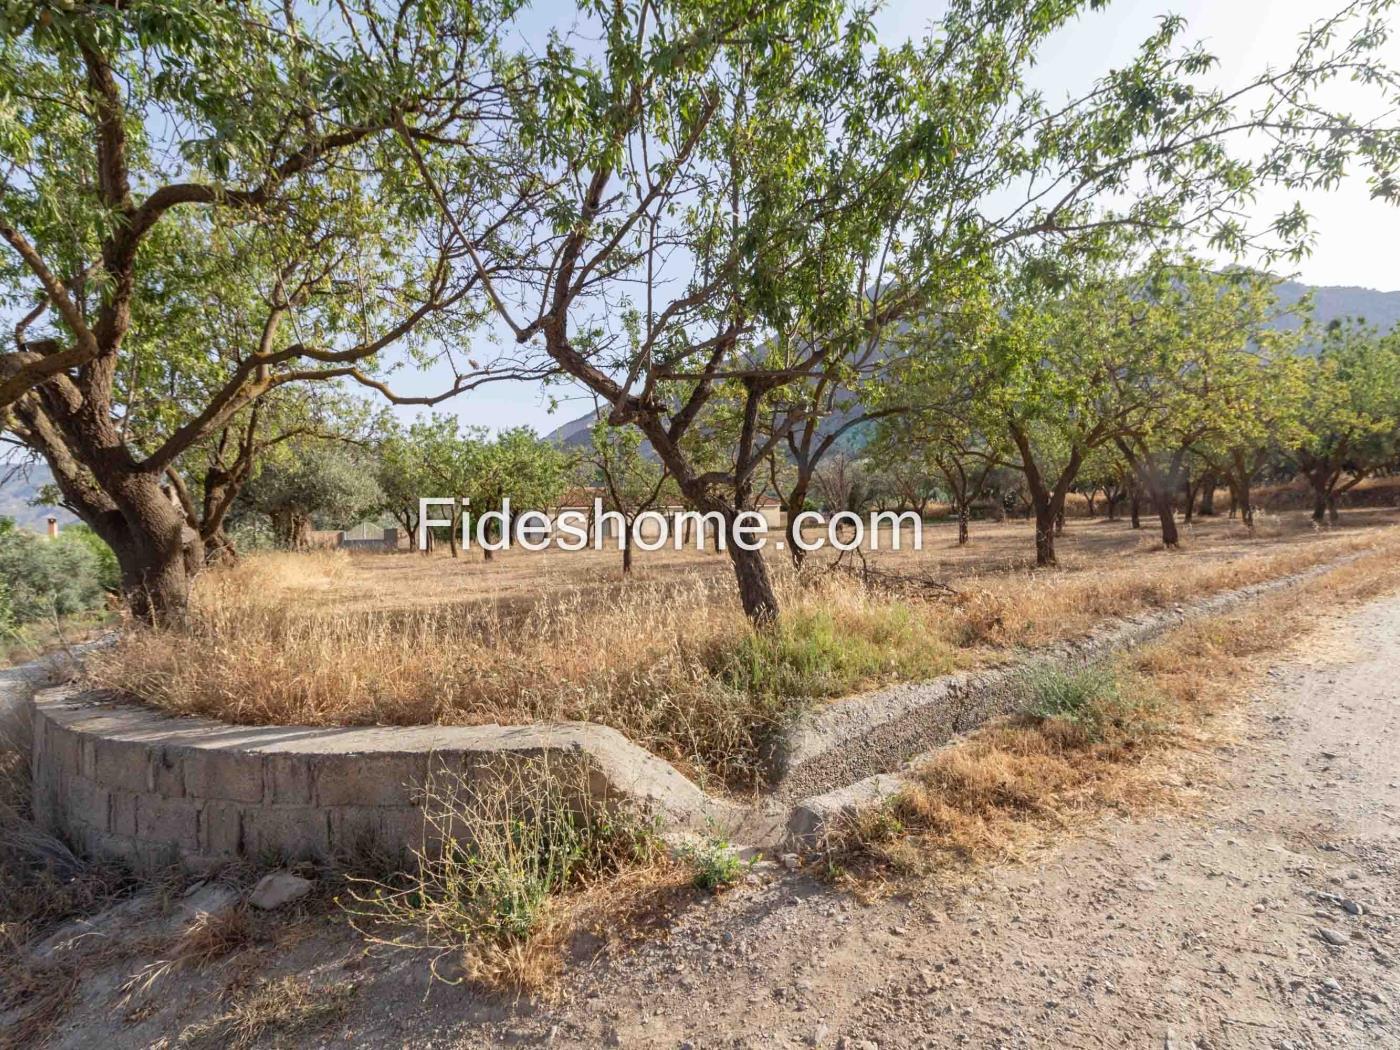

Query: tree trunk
<box><xmin>1238</xmin><ymin>476</ymin><xmax>1254</xmax><ymax>529</ymax></box>
<box><xmin>1327</xmin><ymin>493</ymin><xmax>1339</xmax><ymax>524</ymax></box>
<box><xmin>1312</xmin><ymin>489</ymin><xmax>1327</xmax><ymax>523</ymax></box>
<box><xmin>621</xmin><ymin>536</ymin><xmax>634</xmax><ymax>575</ymax></box>
<box><xmin>1198</xmin><ymin>473</ymin><xmax>1217</xmax><ymax>516</ymax></box>
<box><xmin>728</xmin><ymin>542</ymin><xmax>777</xmax><ymax>626</ymax></box>
<box><xmin>1129</xmin><ymin>492</ymin><xmax>1141</xmax><ymax>529</ymax></box>
<box><xmin>204</xmin><ymin>527</ymin><xmax>236</xmax><ymax>564</ymax></box>
<box><xmin>1034</xmin><ymin>501</ymin><xmax>1057</xmax><ymax>566</ymax></box>
<box><xmin>1156</xmin><ymin>498</ymin><xmax>1179</xmax><ymax>547</ymax></box>
<box><xmin>1054</xmin><ymin>505</ymin><xmax>1065</xmax><ymax>536</ymax></box>
<box><xmin>290</xmin><ymin>513</ymin><xmax>310</xmax><ymax>549</ymax></box>
<box><xmin>957</xmin><ymin>499</ymin><xmax>969</xmax><ymax>545</ymax></box>
<box><xmin>94</xmin><ymin>472</ymin><xmax>195</xmax><ymax>626</ymax></box>
<box><xmin>785</xmin><ymin>478</ymin><xmax>810</xmax><ymax>568</ymax></box>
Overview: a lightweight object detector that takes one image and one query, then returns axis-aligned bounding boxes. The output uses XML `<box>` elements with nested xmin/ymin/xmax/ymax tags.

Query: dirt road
<box><xmin>17</xmin><ymin>594</ymin><xmax>1400</xmax><ymax>1049</ymax></box>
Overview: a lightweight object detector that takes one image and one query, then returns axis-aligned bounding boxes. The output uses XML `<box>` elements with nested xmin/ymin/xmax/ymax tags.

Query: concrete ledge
<box><xmin>23</xmin><ymin>552</ymin><xmax>1364</xmax><ymax>871</ymax></box>
<box><xmin>30</xmin><ymin>688</ymin><xmax>746</xmax><ymax>873</ymax></box>
<box><xmin>782</xmin><ymin>554</ymin><xmax>1363</xmax><ymax>846</ymax></box>
<box><xmin>770</xmin><ymin>555</ymin><xmax>1358</xmax><ymax>801</ymax></box>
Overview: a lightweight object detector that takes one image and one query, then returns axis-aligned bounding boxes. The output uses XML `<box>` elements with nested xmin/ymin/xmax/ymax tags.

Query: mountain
<box><xmin>545</xmin><ymin>279</ymin><xmax>1400</xmax><ymax>447</ymax></box>
<box><xmin>0</xmin><ymin>463</ymin><xmax>77</xmax><ymax>531</ymax></box>
<box><xmin>544</xmin><ymin>407</ymin><xmax>605</xmax><ymax>450</ymax></box>
<box><xmin>1273</xmin><ymin>280</ymin><xmax>1400</xmax><ymax>339</ymax></box>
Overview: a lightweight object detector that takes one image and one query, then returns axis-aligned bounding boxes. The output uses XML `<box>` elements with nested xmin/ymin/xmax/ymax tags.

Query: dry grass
<box><xmin>119</xmin><ymin>907</ymin><xmax>255</xmax><ymax>1005</ymax></box>
<box><xmin>0</xmin><ymin>609</ymin><xmax>113</xmax><ymax>669</ymax></box>
<box><xmin>86</xmin><ymin>510</ymin><xmax>1400</xmax><ymax>790</ymax></box>
<box><xmin>837</xmin><ymin>542</ymin><xmax>1400</xmax><ymax>877</ymax></box>
<box><xmin>175</xmin><ymin>974</ymin><xmax>357</xmax><ymax>1050</ymax></box>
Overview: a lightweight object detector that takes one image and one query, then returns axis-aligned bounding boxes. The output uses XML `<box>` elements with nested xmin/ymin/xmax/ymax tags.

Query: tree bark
<box><xmin>89</xmin><ymin>471</ymin><xmax>195</xmax><ymax>626</ymax></box>
<box><xmin>1238</xmin><ymin>478</ymin><xmax>1254</xmax><ymax>528</ymax></box>
<box><xmin>1034</xmin><ymin>501</ymin><xmax>1058</xmax><ymax>566</ymax></box>
<box><xmin>785</xmin><ymin>477</ymin><xmax>810</xmax><ymax>568</ymax></box>
<box><xmin>1198</xmin><ymin>472</ymin><xmax>1217</xmax><ymax>516</ymax></box>
<box><xmin>957</xmin><ymin>499</ymin><xmax>969</xmax><ymax>545</ymax></box>
<box><xmin>1155</xmin><ymin>496</ymin><xmax>1179</xmax><ymax>547</ymax></box>
<box><xmin>728</xmin><ymin>541</ymin><xmax>777</xmax><ymax>625</ymax></box>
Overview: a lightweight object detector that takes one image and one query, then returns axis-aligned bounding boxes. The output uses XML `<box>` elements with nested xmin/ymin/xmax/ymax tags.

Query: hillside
<box><xmin>0</xmin><ymin>464</ymin><xmax>76</xmax><ymax>531</ymax></box>
<box><xmin>1274</xmin><ymin>279</ymin><xmax>1400</xmax><ymax>337</ymax></box>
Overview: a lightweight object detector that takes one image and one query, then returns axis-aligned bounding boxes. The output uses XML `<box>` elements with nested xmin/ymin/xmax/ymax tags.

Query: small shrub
<box><xmin>61</xmin><ymin>524</ymin><xmax>121</xmax><ymax>593</ymax></box>
<box><xmin>1022</xmin><ymin>664</ymin><xmax>1140</xmax><ymax>742</ymax></box>
<box><xmin>340</xmin><ymin>758</ymin><xmax>660</xmax><ymax>988</ymax></box>
<box><xmin>679</xmin><ymin>834</ymin><xmax>745</xmax><ymax>892</ymax></box>
<box><xmin>0</xmin><ymin>528</ymin><xmax>108</xmax><ymax>625</ymax></box>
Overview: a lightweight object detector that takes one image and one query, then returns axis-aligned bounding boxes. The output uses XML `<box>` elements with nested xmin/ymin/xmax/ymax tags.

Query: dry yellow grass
<box><xmin>86</xmin><ymin>509</ymin><xmax>1400</xmax><ymax>790</ymax></box>
<box><xmin>839</xmin><ymin>540</ymin><xmax>1400</xmax><ymax>877</ymax></box>
<box><xmin>175</xmin><ymin>974</ymin><xmax>357</xmax><ymax>1050</ymax></box>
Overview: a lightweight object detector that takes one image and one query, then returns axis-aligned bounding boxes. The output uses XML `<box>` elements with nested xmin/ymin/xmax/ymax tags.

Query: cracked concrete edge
<box><xmin>781</xmin><ymin>552</ymin><xmax>1364</xmax><ymax>848</ymax></box>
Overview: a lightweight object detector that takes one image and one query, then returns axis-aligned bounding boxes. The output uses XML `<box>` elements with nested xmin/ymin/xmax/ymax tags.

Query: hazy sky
<box><xmin>410</xmin><ymin>0</ymin><xmax>1400</xmax><ymax>434</ymax></box>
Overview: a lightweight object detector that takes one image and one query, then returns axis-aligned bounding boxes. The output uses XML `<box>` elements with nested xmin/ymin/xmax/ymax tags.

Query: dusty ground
<box><xmin>13</xmin><ymin>587</ymin><xmax>1399</xmax><ymax>1049</ymax></box>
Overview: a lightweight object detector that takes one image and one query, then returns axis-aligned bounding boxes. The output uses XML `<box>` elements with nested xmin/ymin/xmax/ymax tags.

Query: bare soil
<box><xmin>13</xmin><ymin>586</ymin><xmax>1400</xmax><ymax>1049</ymax></box>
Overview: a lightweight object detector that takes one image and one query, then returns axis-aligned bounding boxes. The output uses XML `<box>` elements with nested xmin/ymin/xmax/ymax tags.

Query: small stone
<box><xmin>1321</xmin><ymin>977</ymin><xmax>1342</xmax><ymax>994</ymax></box>
<box><xmin>1317</xmin><ymin>928</ymin><xmax>1349</xmax><ymax>947</ymax></box>
<box><xmin>1341</xmin><ymin>899</ymin><xmax>1365</xmax><ymax>916</ymax></box>
<box><xmin>247</xmin><ymin>871</ymin><xmax>313</xmax><ymax>910</ymax></box>
<box><xmin>178</xmin><ymin>882</ymin><xmax>239</xmax><ymax>919</ymax></box>
<box><xmin>809</xmin><ymin>1023</ymin><xmax>831</xmax><ymax>1046</ymax></box>
<box><xmin>780</xmin><ymin>853</ymin><xmax>801</xmax><ymax>871</ymax></box>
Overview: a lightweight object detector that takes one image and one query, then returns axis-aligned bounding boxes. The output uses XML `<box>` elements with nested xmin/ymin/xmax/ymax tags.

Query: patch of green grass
<box><xmin>1022</xmin><ymin>663</ymin><xmax>1157</xmax><ymax>742</ymax></box>
<box><xmin>710</xmin><ymin>605</ymin><xmax>954</xmax><ymax>701</ymax></box>
<box><xmin>679</xmin><ymin>834</ymin><xmax>747</xmax><ymax>892</ymax></box>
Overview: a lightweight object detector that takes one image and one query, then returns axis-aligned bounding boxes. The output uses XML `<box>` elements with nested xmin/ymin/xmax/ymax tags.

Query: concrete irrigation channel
<box><xmin>14</xmin><ymin>554</ymin><xmax>1357</xmax><ymax>872</ymax></box>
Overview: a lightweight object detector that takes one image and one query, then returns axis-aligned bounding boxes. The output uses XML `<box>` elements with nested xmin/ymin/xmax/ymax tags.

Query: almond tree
<box><xmin>0</xmin><ymin>2</ymin><xmax>537</xmax><ymax>622</ymax></box>
<box><xmin>587</xmin><ymin>418</ymin><xmax>673</xmax><ymax>576</ymax></box>
<box><xmin>412</xmin><ymin>0</ymin><xmax>1400</xmax><ymax>622</ymax></box>
<box><xmin>1289</xmin><ymin>320</ymin><xmax>1400</xmax><ymax>522</ymax></box>
<box><xmin>1110</xmin><ymin>265</ymin><xmax>1300</xmax><ymax>546</ymax></box>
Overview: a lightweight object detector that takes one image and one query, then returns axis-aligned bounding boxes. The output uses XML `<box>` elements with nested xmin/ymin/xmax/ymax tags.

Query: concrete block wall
<box><xmin>31</xmin><ymin>687</ymin><xmax>737</xmax><ymax>873</ymax></box>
